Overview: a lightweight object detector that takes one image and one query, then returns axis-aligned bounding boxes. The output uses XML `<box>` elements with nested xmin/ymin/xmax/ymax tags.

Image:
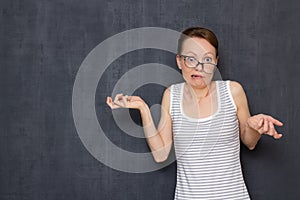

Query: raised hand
<box><xmin>246</xmin><ymin>114</ymin><xmax>284</xmax><ymax>139</ymax></box>
<box><xmin>106</xmin><ymin>94</ymin><xmax>146</xmax><ymax>110</ymax></box>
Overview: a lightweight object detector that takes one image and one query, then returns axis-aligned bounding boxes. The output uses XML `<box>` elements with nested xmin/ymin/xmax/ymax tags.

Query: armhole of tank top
<box><xmin>226</xmin><ymin>80</ymin><xmax>237</xmax><ymax>112</ymax></box>
<box><xmin>169</xmin><ymin>85</ymin><xmax>173</xmax><ymax>116</ymax></box>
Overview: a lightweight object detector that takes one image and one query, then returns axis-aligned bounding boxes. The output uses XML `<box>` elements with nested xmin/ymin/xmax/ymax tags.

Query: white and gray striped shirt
<box><xmin>170</xmin><ymin>80</ymin><xmax>250</xmax><ymax>200</ymax></box>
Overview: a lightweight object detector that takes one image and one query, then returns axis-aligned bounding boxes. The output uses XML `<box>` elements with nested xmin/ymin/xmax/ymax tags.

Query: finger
<box><xmin>106</xmin><ymin>96</ymin><xmax>120</xmax><ymax>109</ymax></box>
<box><xmin>273</xmin><ymin>118</ymin><xmax>284</xmax><ymax>126</ymax></box>
<box><xmin>106</xmin><ymin>96</ymin><xmax>113</xmax><ymax>108</ymax></box>
<box><xmin>273</xmin><ymin>132</ymin><xmax>283</xmax><ymax>139</ymax></box>
<box><xmin>112</xmin><ymin>100</ymin><xmax>125</xmax><ymax>108</ymax></box>
<box><xmin>258</xmin><ymin>118</ymin><xmax>263</xmax><ymax>127</ymax></box>
<box><xmin>263</xmin><ymin>118</ymin><xmax>269</xmax><ymax>133</ymax></box>
<box><xmin>257</xmin><ymin>119</ymin><xmax>267</xmax><ymax>135</ymax></box>
<box><xmin>114</xmin><ymin>94</ymin><xmax>126</xmax><ymax>107</ymax></box>
<box><xmin>121</xmin><ymin>95</ymin><xmax>129</xmax><ymax>107</ymax></box>
<box><xmin>266</xmin><ymin>115</ymin><xmax>284</xmax><ymax>126</ymax></box>
<box><xmin>266</xmin><ymin>121</ymin><xmax>284</xmax><ymax>139</ymax></box>
<box><xmin>272</xmin><ymin>127</ymin><xmax>283</xmax><ymax>139</ymax></box>
<box><xmin>114</xmin><ymin>93</ymin><xmax>124</xmax><ymax>102</ymax></box>
<box><xmin>268</xmin><ymin>121</ymin><xmax>274</xmax><ymax>136</ymax></box>
<box><xmin>268</xmin><ymin>121</ymin><xmax>283</xmax><ymax>139</ymax></box>
<box><xmin>117</xmin><ymin>94</ymin><xmax>131</xmax><ymax>108</ymax></box>
<box><xmin>271</xmin><ymin>121</ymin><xmax>278</xmax><ymax>136</ymax></box>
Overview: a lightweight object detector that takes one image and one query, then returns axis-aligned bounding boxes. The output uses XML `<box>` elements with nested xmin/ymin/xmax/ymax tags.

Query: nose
<box><xmin>195</xmin><ymin>63</ymin><xmax>204</xmax><ymax>72</ymax></box>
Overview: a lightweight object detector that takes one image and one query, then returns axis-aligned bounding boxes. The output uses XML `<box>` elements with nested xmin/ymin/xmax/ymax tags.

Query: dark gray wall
<box><xmin>1</xmin><ymin>0</ymin><xmax>299</xmax><ymax>199</ymax></box>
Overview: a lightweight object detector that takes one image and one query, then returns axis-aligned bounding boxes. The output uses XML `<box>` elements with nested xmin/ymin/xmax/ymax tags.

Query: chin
<box><xmin>187</xmin><ymin>80</ymin><xmax>209</xmax><ymax>88</ymax></box>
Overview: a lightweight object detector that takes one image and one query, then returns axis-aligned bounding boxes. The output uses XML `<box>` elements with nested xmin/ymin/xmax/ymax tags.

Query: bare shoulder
<box><xmin>163</xmin><ymin>86</ymin><xmax>171</xmax><ymax>99</ymax></box>
<box><xmin>161</xmin><ymin>86</ymin><xmax>171</xmax><ymax>111</ymax></box>
<box><xmin>228</xmin><ymin>80</ymin><xmax>248</xmax><ymax>111</ymax></box>
<box><xmin>229</xmin><ymin>80</ymin><xmax>245</xmax><ymax>97</ymax></box>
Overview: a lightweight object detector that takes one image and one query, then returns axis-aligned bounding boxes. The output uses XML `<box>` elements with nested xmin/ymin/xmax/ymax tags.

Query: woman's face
<box><xmin>176</xmin><ymin>37</ymin><xmax>218</xmax><ymax>88</ymax></box>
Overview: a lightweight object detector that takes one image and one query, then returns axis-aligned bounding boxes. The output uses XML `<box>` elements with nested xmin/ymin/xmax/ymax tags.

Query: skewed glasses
<box><xmin>179</xmin><ymin>55</ymin><xmax>217</xmax><ymax>74</ymax></box>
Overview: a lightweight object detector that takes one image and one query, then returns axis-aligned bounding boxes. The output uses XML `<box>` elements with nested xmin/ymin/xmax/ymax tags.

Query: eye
<box><xmin>187</xmin><ymin>56</ymin><xmax>196</xmax><ymax>62</ymax></box>
<box><xmin>203</xmin><ymin>57</ymin><xmax>213</xmax><ymax>63</ymax></box>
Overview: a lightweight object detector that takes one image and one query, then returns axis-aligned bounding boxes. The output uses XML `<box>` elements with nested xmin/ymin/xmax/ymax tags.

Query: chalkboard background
<box><xmin>1</xmin><ymin>0</ymin><xmax>299</xmax><ymax>199</ymax></box>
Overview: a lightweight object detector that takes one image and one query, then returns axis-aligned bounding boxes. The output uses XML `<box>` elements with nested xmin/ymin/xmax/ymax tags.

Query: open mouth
<box><xmin>191</xmin><ymin>74</ymin><xmax>204</xmax><ymax>78</ymax></box>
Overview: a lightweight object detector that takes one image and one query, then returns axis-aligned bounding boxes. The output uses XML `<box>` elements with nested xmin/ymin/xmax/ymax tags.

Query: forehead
<box><xmin>181</xmin><ymin>37</ymin><xmax>216</xmax><ymax>57</ymax></box>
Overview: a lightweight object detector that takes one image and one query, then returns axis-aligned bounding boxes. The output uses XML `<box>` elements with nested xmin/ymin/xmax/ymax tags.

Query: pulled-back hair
<box><xmin>177</xmin><ymin>27</ymin><xmax>219</xmax><ymax>57</ymax></box>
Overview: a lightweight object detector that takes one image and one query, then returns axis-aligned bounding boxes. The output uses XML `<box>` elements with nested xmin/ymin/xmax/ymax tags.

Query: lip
<box><xmin>191</xmin><ymin>74</ymin><xmax>205</xmax><ymax>78</ymax></box>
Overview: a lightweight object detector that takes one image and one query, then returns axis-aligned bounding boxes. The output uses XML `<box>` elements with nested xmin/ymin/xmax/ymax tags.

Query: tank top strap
<box><xmin>218</xmin><ymin>80</ymin><xmax>238</xmax><ymax>112</ymax></box>
<box><xmin>169</xmin><ymin>83</ymin><xmax>184</xmax><ymax>120</ymax></box>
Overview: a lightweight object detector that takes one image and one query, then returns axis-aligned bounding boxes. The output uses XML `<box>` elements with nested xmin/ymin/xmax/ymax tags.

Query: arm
<box><xmin>229</xmin><ymin>81</ymin><xmax>284</xmax><ymax>150</ymax></box>
<box><xmin>106</xmin><ymin>88</ymin><xmax>173</xmax><ymax>163</ymax></box>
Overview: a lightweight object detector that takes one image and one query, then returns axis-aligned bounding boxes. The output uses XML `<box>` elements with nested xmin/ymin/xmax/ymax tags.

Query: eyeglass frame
<box><xmin>178</xmin><ymin>54</ymin><xmax>218</xmax><ymax>74</ymax></box>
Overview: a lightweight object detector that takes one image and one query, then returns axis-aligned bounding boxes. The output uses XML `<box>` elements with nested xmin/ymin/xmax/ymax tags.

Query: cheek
<box><xmin>181</xmin><ymin>68</ymin><xmax>192</xmax><ymax>79</ymax></box>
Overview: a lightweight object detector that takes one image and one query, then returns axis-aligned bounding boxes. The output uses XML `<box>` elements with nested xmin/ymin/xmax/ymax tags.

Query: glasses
<box><xmin>179</xmin><ymin>55</ymin><xmax>217</xmax><ymax>74</ymax></box>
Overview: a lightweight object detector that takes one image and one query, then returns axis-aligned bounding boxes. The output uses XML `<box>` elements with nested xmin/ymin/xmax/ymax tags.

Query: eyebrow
<box><xmin>183</xmin><ymin>51</ymin><xmax>215</xmax><ymax>58</ymax></box>
<box><xmin>184</xmin><ymin>51</ymin><xmax>198</xmax><ymax>56</ymax></box>
<box><xmin>202</xmin><ymin>52</ymin><xmax>215</xmax><ymax>57</ymax></box>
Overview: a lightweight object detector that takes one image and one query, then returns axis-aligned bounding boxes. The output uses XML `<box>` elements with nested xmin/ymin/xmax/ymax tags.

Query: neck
<box><xmin>190</xmin><ymin>81</ymin><xmax>213</xmax><ymax>100</ymax></box>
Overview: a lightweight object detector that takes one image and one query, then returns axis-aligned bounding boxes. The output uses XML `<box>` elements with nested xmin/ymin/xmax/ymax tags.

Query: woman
<box><xmin>106</xmin><ymin>27</ymin><xmax>283</xmax><ymax>199</ymax></box>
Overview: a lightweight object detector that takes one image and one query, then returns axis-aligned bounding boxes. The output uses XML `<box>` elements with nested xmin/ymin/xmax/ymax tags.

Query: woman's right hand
<box><xmin>106</xmin><ymin>94</ymin><xmax>147</xmax><ymax>110</ymax></box>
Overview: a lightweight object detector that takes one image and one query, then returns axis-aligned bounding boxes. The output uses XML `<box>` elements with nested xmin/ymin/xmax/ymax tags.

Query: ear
<box><xmin>176</xmin><ymin>54</ymin><xmax>183</xmax><ymax>70</ymax></box>
<box><xmin>216</xmin><ymin>56</ymin><xmax>219</xmax><ymax>65</ymax></box>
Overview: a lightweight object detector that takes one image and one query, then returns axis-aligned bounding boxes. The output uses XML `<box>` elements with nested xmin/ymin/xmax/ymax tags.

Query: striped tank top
<box><xmin>170</xmin><ymin>80</ymin><xmax>250</xmax><ymax>200</ymax></box>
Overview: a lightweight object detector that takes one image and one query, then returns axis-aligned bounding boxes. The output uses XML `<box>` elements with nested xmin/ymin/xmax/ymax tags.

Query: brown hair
<box><xmin>177</xmin><ymin>27</ymin><xmax>219</xmax><ymax>57</ymax></box>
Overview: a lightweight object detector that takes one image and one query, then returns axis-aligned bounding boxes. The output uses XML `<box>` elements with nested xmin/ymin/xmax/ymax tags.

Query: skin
<box><xmin>106</xmin><ymin>37</ymin><xmax>284</xmax><ymax>162</ymax></box>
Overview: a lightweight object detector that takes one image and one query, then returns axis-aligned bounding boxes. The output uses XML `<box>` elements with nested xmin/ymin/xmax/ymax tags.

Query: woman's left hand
<box><xmin>246</xmin><ymin>114</ymin><xmax>284</xmax><ymax>139</ymax></box>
